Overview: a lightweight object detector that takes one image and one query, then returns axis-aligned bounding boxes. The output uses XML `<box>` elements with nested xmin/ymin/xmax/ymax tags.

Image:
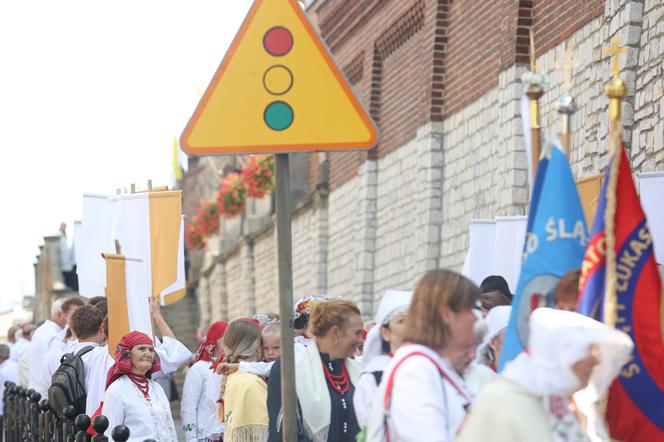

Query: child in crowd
<box><xmin>261</xmin><ymin>323</ymin><xmax>281</xmax><ymax>363</ymax></box>
<box><xmin>216</xmin><ymin>321</ymin><xmax>281</xmax><ymax>376</ymax></box>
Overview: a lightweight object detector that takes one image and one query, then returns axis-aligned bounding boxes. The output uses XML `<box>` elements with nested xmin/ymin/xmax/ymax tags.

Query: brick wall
<box><xmin>316</xmin><ymin>0</ymin><xmax>437</xmax><ymax>187</ymax></box>
<box><xmin>533</xmin><ymin>0</ymin><xmax>605</xmax><ymax>55</ymax></box>
<box><xmin>443</xmin><ymin>0</ymin><xmax>503</xmax><ymax>115</ymax></box>
<box><xmin>311</xmin><ymin>0</ymin><xmax>609</xmax><ymax>190</ymax></box>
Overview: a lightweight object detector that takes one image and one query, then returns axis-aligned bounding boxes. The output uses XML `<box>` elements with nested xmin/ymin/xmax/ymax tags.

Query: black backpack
<box><xmin>48</xmin><ymin>346</ymin><xmax>94</xmax><ymax>419</ymax></box>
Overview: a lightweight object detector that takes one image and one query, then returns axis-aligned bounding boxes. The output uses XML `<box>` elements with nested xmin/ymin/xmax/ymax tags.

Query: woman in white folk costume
<box><xmin>267</xmin><ymin>300</ymin><xmax>364</xmax><ymax>442</ymax></box>
<box><xmin>461</xmin><ymin>305</ymin><xmax>511</xmax><ymax>395</ymax></box>
<box><xmin>457</xmin><ymin>308</ymin><xmax>633</xmax><ymax>442</ymax></box>
<box><xmin>353</xmin><ymin>290</ymin><xmax>412</xmax><ymax>430</ymax></box>
<box><xmin>459</xmin><ymin>314</ymin><xmax>496</xmax><ymax>396</ymax></box>
<box><xmin>475</xmin><ymin>305</ymin><xmax>511</xmax><ymax>372</ymax></box>
<box><xmin>102</xmin><ymin>331</ymin><xmax>178</xmax><ymax>442</ymax></box>
<box><xmin>365</xmin><ymin>269</ymin><xmax>480</xmax><ymax>442</ymax></box>
<box><xmin>216</xmin><ymin>319</ymin><xmax>269</xmax><ymax>442</ymax></box>
<box><xmin>86</xmin><ymin>298</ymin><xmax>192</xmax><ymax>418</ymax></box>
<box><xmin>181</xmin><ymin>321</ymin><xmax>228</xmax><ymax>442</ymax></box>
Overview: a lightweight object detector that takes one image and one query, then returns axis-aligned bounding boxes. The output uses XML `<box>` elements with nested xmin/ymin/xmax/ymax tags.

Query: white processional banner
<box><xmin>124</xmin><ymin>257</ymin><xmax>153</xmax><ymax>334</ymax></box>
<box><xmin>462</xmin><ymin>216</ymin><xmax>527</xmax><ymax>293</ymax></box>
<box><xmin>493</xmin><ymin>216</ymin><xmax>528</xmax><ymax>292</ymax></box>
<box><xmin>76</xmin><ymin>194</ymin><xmax>116</xmax><ymax>297</ymax></box>
<box><xmin>462</xmin><ymin>220</ymin><xmax>496</xmax><ymax>286</ymax></box>
<box><xmin>74</xmin><ymin>220</ymin><xmax>105</xmax><ymax>298</ymax></box>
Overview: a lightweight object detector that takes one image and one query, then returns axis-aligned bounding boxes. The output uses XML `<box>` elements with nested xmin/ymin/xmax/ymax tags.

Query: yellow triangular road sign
<box><xmin>181</xmin><ymin>0</ymin><xmax>378</xmax><ymax>155</ymax></box>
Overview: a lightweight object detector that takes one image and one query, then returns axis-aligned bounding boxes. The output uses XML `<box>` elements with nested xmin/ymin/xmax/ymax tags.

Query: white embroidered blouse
<box><xmin>103</xmin><ymin>376</ymin><xmax>178</xmax><ymax>442</ymax></box>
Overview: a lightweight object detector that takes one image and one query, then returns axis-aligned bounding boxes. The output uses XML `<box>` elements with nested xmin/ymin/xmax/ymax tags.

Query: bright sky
<box><xmin>0</xmin><ymin>0</ymin><xmax>254</xmax><ymax>310</ymax></box>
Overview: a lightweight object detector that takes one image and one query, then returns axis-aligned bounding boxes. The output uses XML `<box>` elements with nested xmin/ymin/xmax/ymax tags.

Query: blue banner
<box><xmin>499</xmin><ymin>142</ymin><xmax>588</xmax><ymax>370</ymax></box>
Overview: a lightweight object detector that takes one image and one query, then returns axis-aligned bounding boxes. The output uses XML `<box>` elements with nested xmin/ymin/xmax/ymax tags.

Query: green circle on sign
<box><xmin>264</xmin><ymin>101</ymin><xmax>293</xmax><ymax>131</ymax></box>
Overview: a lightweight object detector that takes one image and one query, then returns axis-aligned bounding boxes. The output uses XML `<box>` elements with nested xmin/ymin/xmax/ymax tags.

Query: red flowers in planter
<box><xmin>186</xmin><ymin>199</ymin><xmax>220</xmax><ymax>250</ymax></box>
<box><xmin>242</xmin><ymin>154</ymin><xmax>275</xmax><ymax>198</ymax></box>
<box><xmin>185</xmin><ymin>217</ymin><xmax>206</xmax><ymax>250</ymax></box>
<box><xmin>217</xmin><ymin>172</ymin><xmax>247</xmax><ymax>218</ymax></box>
<box><xmin>186</xmin><ymin>155</ymin><xmax>275</xmax><ymax>250</ymax></box>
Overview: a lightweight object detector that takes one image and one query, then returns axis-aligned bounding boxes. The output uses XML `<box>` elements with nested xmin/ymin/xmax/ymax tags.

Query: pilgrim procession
<box><xmin>2</xmin><ymin>0</ymin><xmax>664</xmax><ymax>441</ymax></box>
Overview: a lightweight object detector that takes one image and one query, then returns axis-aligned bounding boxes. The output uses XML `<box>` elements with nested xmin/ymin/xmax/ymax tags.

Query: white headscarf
<box><xmin>362</xmin><ymin>290</ymin><xmax>413</xmax><ymax>369</ymax></box>
<box><xmin>503</xmin><ymin>308</ymin><xmax>633</xmax><ymax>398</ymax></box>
<box><xmin>476</xmin><ymin>305</ymin><xmax>511</xmax><ymax>360</ymax></box>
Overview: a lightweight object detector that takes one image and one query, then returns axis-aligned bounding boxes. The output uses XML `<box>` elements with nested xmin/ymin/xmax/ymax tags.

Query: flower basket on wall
<box><xmin>217</xmin><ymin>172</ymin><xmax>247</xmax><ymax>218</ymax></box>
<box><xmin>186</xmin><ymin>199</ymin><xmax>220</xmax><ymax>250</ymax></box>
<box><xmin>242</xmin><ymin>154</ymin><xmax>275</xmax><ymax>199</ymax></box>
<box><xmin>198</xmin><ymin>199</ymin><xmax>220</xmax><ymax>235</ymax></box>
<box><xmin>186</xmin><ymin>215</ymin><xmax>206</xmax><ymax>250</ymax></box>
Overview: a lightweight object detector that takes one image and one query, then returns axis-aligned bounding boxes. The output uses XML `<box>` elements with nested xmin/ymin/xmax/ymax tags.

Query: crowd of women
<box><xmin>170</xmin><ymin>268</ymin><xmax>631</xmax><ymax>442</ymax></box>
<box><xmin>1</xmin><ymin>268</ymin><xmax>634</xmax><ymax>442</ymax></box>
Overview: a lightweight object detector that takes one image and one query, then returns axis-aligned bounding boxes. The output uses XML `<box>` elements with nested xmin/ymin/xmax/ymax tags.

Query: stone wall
<box><xmin>634</xmin><ymin>0</ymin><xmax>664</xmax><ymax>171</ymax></box>
<box><xmin>441</xmin><ymin>66</ymin><xmax>530</xmax><ymax>270</ymax></box>
<box><xmin>292</xmin><ymin>199</ymin><xmax>328</xmax><ymax>297</ymax></box>
<box><xmin>253</xmin><ymin>227</ymin><xmax>278</xmax><ymax>314</ymax></box>
<box><xmin>373</xmin><ymin>137</ymin><xmax>419</xmax><ymax>296</ymax></box>
<box><xmin>326</xmin><ymin>177</ymin><xmax>360</xmax><ymax>300</ymax></box>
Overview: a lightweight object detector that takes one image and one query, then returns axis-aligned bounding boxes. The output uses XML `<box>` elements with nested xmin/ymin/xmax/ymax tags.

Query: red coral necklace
<box><xmin>128</xmin><ymin>373</ymin><xmax>150</xmax><ymax>398</ymax></box>
<box><xmin>322</xmin><ymin>360</ymin><xmax>350</xmax><ymax>395</ymax></box>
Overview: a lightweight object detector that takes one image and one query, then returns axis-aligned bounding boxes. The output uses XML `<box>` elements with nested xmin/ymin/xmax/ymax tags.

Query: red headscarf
<box><xmin>104</xmin><ymin>331</ymin><xmax>161</xmax><ymax>391</ymax></box>
<box><xmin>88</xmin><ymin>331</ymin><xmax>161</xmax><ymax>435</ymax></box>
<box><xmin>193</xmin><ymin>321</ymin><xmax>228</xmax><ymax>364</ymax></box>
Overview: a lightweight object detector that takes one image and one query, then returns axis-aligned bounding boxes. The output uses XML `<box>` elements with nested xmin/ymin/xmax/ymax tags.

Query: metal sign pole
<box><xmin>275</xmin><ymin>153</ymin><xmax>298</xmax><ymax>442</ymax></box>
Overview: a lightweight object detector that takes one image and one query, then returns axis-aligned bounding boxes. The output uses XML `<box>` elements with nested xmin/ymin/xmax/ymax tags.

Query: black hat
<box><xmin>480</xmin><ymin>275</ymin><xmax>513</xmax><ymax>301</ymax></box>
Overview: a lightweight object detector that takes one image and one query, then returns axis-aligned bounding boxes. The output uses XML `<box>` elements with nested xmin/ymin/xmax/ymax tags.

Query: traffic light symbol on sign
<box><xmin>263</xmin><ymin>26</ymin><xmax>293</xmax><ymax>57</ymax></box>
<box><xmin>263</xmin><ymin>27</ymin><xmax>294</xmax><ymax>131</ymax></box>
<box><xmin>181</xmin><ymin>0</ymin><xmax>378</xmax><ymax>155</ymax></box>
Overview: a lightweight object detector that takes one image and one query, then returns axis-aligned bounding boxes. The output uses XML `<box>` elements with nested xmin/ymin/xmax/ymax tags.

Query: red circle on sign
<box><xmin>263</xmin><ymin>27</ymin><xmax>293</xmax><ymax>56</ymax></box>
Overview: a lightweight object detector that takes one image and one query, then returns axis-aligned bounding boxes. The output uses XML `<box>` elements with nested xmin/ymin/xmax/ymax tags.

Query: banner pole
<box><xmin>275</xmin><ymin>153</ymin><xmax>298</xmax><ymax>441</ymax></box>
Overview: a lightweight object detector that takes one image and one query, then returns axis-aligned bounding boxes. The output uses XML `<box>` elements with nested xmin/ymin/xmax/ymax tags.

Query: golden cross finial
<box><xmin>603</xmin><ymin>36</ymin><xmax>627</xmax><ymax>79</ymax></box>
<box><xmin>529</xmin><ymin>28</ymin><xmax>537</xmax><ymax>73</ymax></box>
<box><xmin>555</xmin><ymin>42</ymin><xmax>580</xmax><ymax>93</ymax></box>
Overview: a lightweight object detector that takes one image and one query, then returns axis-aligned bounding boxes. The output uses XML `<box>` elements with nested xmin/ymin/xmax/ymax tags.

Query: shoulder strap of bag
<box><xmin>382</xmin><ymin>351</ymin><xmax>471</xmax><ymax>442</ymax></box>
<box><xmin>75</xmin><ymin>345</ymin><xmax>95</xmax><ymax>358</ymax></box>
